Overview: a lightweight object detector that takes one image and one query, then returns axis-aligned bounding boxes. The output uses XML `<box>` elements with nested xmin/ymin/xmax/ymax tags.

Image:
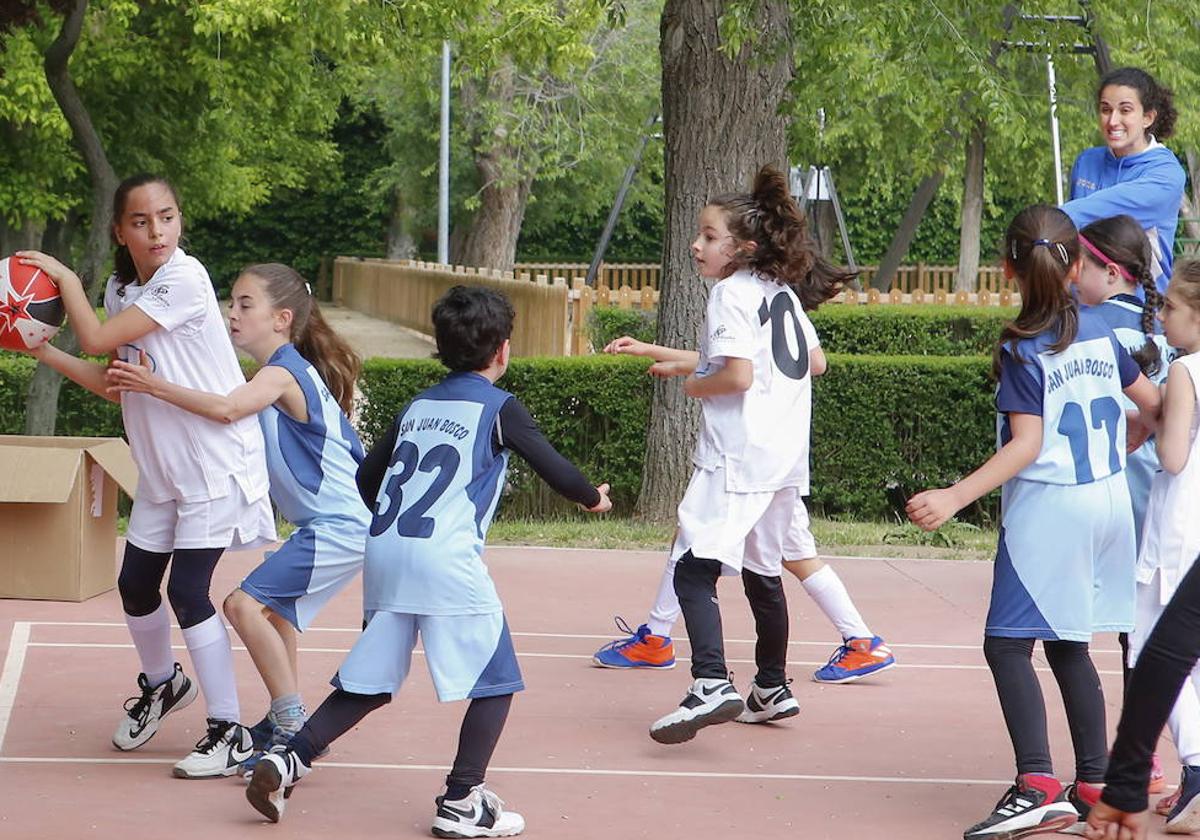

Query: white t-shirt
<box><xmin>104</xmin><ymin>248</ymin><xmax>269</xmax><ymax>504</ymax></box>
<box><xmin>690</xmin><ymin>269</ymin><xmax>820</xmax><ymax>493</ymax></box>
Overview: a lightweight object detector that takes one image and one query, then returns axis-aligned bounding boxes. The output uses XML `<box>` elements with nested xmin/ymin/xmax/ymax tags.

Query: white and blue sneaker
<box><xmin>172</xmin><ymin>718</ymin><xmax>254</xmax><ymax>779</ymax></box>
<box><xmin>735</xmin><ymin>680</ymin><xmax>800</xmax><ymax>724</ymax></box>
<box><xmin>432</xmin><ymin>784</ymin><xmax>525</xmax><ymax>838</ymax></box>
<box><xmin>649</xmin><ymin>677</ymin><xmax>744</xmax><ymax>744</ymax></box>
<box><xmin>112</xmin><ymin>663</ymin><xmax>197</xmax><ymax>751</ymax></box>
<box><xmin>246</xmin><ymin>746</ymin><xmax>311</xmax><ymax>823</ymax></box>
<box><xmin>1166</xmin><ymin>764</ymin><xmax>1200</xmax><ymax>833</ymax></box>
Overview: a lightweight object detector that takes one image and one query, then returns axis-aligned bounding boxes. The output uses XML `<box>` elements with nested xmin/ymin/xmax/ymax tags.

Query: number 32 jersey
<box><xmin>997</xmin><ymin>308</ymin><xmax>1140</xmax><ymax>485</ymax></box>
<box><xmin>363</xmin><ymin>373</ymin><xmax>512</xmax><ymax>615</ymax></box>
<box><xmin>692</xmin><ymin>270</ymin><xmax>820</xmax><ymax>493</ymax></box>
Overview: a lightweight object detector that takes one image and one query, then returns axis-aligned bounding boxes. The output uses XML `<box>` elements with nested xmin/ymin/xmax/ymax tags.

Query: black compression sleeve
<box><xmin>356</xmin><ymin>420</ymin><xmax>399</xmax><ymax>509</ymax></box>
<box><xmin>495</xmin><ymin>398</ymin><xmax>601</xmax><ymax>508</ymax></box>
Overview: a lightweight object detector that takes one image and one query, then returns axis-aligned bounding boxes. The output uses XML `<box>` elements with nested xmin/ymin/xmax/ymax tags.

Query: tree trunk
<box><xmin>457</xmin><ymin>167</ymin><xmax>532</xmax><ymax>272</ymax></box>
<box><xmin>25</xmin><ymin>0</ymin><xmax>119</xmax><ymax>436</ymax></box>
<box><xmin>385</xmin><ymin>186</ymin><xmax>417</xmax><ymax>260</ymax></box>
<box><xmin>638</xmin><ymin>0</ymin><xmax>792</xmax><ymax>522</ymax></box>
<box><xmin>955</xmin><ymin>120</ymin><xmax>986</xmax><ymax>292</ymax></box>
<box><xmin>871</xmin><ymin>170</ymin><xmax>946</xmax><ymax>291</ymax></box>
<box><xmin>1183</xmin><ymin>149</ymin><xmax>1200</xmax><ymax>254</ymax></box>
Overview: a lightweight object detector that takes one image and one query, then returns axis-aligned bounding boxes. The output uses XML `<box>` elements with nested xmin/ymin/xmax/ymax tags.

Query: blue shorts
<box><xmin>332</xmin><ymin>610</ymin><xmax>524</xmax><ymax>702</ymax></box>
<box><xmin>240</xmin><ymin>520</ymin><xmax>366</xmax><ymax>631</ymax></box>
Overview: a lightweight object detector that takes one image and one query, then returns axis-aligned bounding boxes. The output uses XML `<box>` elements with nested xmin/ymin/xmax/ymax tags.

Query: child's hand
<box><xmin>905</xmin><ymin>488</ymin><xmax>961</xmax><ymax>531</ymax></box>
<box><xmin>604</xmin><ymin>335</ymin><xmax>650</xmax><ymax>356</ymax></box>
<box><xmin>15</xmin><ymin>250</ymin><xmax>81</xmax><ymax>290</ymax></box>
<box><xmin>1125</xmin><ymin>409</ymin><xmax>1153</xmax><ymax>453</ymax></box>
<box><xmin>105</xmin><ymin>350</ymin><xmax>157</xmax><ymax>396</ymax></box>
<box><xmin>1084</xmin><ymin>799</ymin><xmax>1148</xmax><ymax>840</ymax></box>
<box><xmin>649</xmin><ymin>360</ymin><xmax>689</xmax><ymax>379</ymax></box>
<box><xmin>584</xmin><ymin>483</ymin><xmax>612</xmax><ymax>513</ymax></box>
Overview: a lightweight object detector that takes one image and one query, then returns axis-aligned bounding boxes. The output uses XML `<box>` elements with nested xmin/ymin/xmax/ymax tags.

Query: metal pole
<box><xmin>1046</xmin><ymin>53</ymin><xmax>1065</xmax><ymax>205</ymax></box>
<box><xmin>437</xmin><ymin>40</ymin><xmax>451</xmax><ymax>265</ymax></box>
<box><xmin>585</xmin><ymin>112</ymin><xmax>659</xmax><ymax>287</ymax></box>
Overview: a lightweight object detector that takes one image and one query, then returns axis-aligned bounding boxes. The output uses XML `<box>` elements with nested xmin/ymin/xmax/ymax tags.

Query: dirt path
<box><xmin>223</xmin><ymin>302</ymin><xmax>435</xmax><ymax>360</ymax></box>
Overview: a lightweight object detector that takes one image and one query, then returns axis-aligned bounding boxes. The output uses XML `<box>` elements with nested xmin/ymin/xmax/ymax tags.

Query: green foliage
<box><xmin>810</xmin><ymin>305</ymin><xmax>1016</xmax><ymax>355</ymax></box>
<box><xmin>0</xmin><ymin>354</ymin><xmax>123</xmax><ymax>436</ymax></box>
<box><xmin>357</xmin><ymin>354</ymin><xmax>652</xmax><ymax>515</ymax></box>
<box><xmin>587</xmin><ymin>306</ymin><xmax>657</xmax><ymax>349</ymax></box>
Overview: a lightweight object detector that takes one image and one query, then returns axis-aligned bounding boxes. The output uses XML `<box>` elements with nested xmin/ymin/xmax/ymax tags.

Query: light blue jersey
<box><xmin>987</xmin><ymin>309</ymin><xmax>1141</xmax><ymax>641</ymax></box>
<box><xmin>1090</xmin><ymin>295</ymin><xmax>1176</xmax><ymax>539</ymax></box>
<box><xmin>363</xmin><ymin>372</ymin><xmax>511</xmax><ymax>616</ymax></box>
<box><xmin>240</xmin><ymin>343</ymin><xmax>370</xmax><ymax>630</ymax></box>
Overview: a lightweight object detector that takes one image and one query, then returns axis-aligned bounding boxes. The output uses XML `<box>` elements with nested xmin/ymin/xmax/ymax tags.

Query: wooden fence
<box><xmin>334</xmin><ymin>257</ymin><xmax>1020</xmax><ymax>357</ymax></box>
<box><xmin>518</xmin><ymin>261</ymin><xmax>1015</xmax><ymax>294</ymax></box>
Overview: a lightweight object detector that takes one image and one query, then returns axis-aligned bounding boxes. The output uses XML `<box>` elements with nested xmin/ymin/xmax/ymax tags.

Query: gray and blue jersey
<box><xmin>239</xmin><ymin>343</ymin><xmax>370</xmax><ymax>631</ymax></box>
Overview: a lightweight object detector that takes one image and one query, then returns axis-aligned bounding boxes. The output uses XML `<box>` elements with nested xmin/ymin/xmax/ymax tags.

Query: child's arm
<box><xmin>497</xmin><ymin>398</ymin><xmax>611</xmax><ymax>512</ymax></box>
<box><xmin>17</xmin><ymin>251</ymin><xmax>158</xmax><ymax>355</ymax></box>
<box><xmin>1155</xmin><ymin>362</ymin><xmax>1196</xmax><ymax>475</ymax></box>
<box><xmin>683</xmin><ymin>357</ymin><xmax>752</xmax><ymax>398</ymax></box>
<box><xmin>810</xmin><ymin>347</ymin><xmax>828</xmax><ymax>377</ymax></box>
<box><xmin>105</xmin><ymin>351</ymin><xmax>294</xmax><ymax>424</ymax></box>
<box><xmin>356</xmin><ymin>420</ymin><xmax>399</xmax><ymax>509</ymax></box>
<box><xmin>906</xmin><ymin>413</ymin><xmax>1042</xmax><ymax>531</ymax></box>
<box><xmin>605</xmin><ymin>335</ymin><xmax>699</xmax><ymax>371</ymax></box>
<box><xmin>29</xmin><ymin>343</ymin><xmax>119</xmax><ymax>403</ymax></box>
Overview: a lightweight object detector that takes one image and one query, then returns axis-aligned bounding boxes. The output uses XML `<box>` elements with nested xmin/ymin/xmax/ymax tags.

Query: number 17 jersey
<box><xmin>363</xmin><ymin>372</ymin><xmax>511</xmax><ymax>615</ymax></box>
<box><xmin>997</xmin><ymin>308</ymin><xmax>1140</xmax><ymax>485</ymax></box>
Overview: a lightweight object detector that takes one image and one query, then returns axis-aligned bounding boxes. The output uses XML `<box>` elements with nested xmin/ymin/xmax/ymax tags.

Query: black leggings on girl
<box><xmin>983</xmin><ymin>635</ymin><xmax>1107</xmax><ymax>782</ymax></box>
<box><xmin>291</xmin><ymin>689</ymin><xmax>513</xmax><ymax>799</ymax></box>
<box><xmin>673</xmin><ymin>550</ymin><xmax>790</xmax><ymax>686</ymax></box>
<box><xmin>118</xmin><ymin>542</ymin><xmax>224</xmax><ymax>628</ymax></box>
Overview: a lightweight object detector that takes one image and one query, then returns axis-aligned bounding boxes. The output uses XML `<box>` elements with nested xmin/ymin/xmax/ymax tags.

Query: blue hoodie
<box><xmin>1061</xmin><ymin>141</ymin><xmax>1186</xmax><ymax>294</ymax></box>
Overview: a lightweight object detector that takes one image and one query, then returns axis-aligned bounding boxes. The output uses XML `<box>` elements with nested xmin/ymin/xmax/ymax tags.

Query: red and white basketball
<box><xmin>0</xmin><ymin>255</ymin><xmax>64</xmax><ymax>352</ymax></box>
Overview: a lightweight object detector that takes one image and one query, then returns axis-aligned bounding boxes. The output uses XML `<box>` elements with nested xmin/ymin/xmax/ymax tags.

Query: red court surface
<box><xmin>0</xmin><ymin>544</ymin><xmax>1178</xmax><ymax>839</ymax></box>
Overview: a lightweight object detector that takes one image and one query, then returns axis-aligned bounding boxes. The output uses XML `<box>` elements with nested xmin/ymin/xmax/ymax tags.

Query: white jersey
<box><xmin>104</xmin><ymin>248</ymin><xmax>269</xmax><ymax>504</ymax></box>
<box><xmin>691</xmin><ymin>270</ymin><xmax>819</xmax><ymax>493</ymax></box>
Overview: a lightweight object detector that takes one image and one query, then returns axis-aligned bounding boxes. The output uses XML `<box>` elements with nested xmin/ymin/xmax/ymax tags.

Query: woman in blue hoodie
<box><xmin>1062</xmin><ymin>67</ymin><xmax>1186</xmax><ymax>296</ymax></box>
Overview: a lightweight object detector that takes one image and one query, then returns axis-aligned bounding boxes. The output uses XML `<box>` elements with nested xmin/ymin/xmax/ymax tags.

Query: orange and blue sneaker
<box><xmin>592</xmin><ymin>617</ymin><xmax>676</xmax><ymax>669</ymax></box>
<box><xmin>812</xmin><ymin>635</ymin><xmax>896</xmax><ymax>684</ymax></box>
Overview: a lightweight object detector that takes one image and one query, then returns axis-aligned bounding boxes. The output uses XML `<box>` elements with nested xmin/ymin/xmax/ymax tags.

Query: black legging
<box><xmin>1104</xmin><ymin>554</ymin><xmax>1200</xmax><ymax>812</ymax></box>
<box><xmin>118</xmin><ymin>542</ymin><xmax>225</xmax><ymax>628</ymax></box>
<box><xmin>984</xmin><ymin>635</ymin><xmax>1108</xmax><ymax>782</ymax></box>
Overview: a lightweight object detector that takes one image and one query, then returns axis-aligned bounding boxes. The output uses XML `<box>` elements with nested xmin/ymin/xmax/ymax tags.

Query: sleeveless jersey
<box><xmin>691</xmin><ymin>270</ymin><xmax>820</xmax><ymax>493</ymax></box>
<box><xmin>996</xmin><ymin>307</ymin><xmax>1140</xmax><ymax>485</ymax></box>
<box><xmin>259</xmin><ymin>343</ymin><xmax>369</xmax><ymax>529</ymax></box>
<box><xmin>363</xmin><ymin>372</ymin><xmax>512</xmax><ymax>615</ymax></box>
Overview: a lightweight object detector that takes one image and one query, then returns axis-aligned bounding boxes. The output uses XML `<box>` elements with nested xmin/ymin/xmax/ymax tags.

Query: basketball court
<box><xmin>0</xmin><ymin>544</ymin><xmax>1170</xmax><ymax>838</ymax></box>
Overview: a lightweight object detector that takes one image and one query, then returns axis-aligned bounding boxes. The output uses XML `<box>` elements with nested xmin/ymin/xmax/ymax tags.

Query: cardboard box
<box><xmin>0</xmin><ymin>435</ymin><xmax>138</xmax><ymax>601</ymax></box>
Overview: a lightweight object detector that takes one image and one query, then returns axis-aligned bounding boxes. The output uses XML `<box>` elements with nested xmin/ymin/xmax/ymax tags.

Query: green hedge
<box><xmin>588</xmin><ymin>307</ymin><xmax>657</xmax><ymax>350</ymax></box>
<box><xmin>1</xmin><ymin>351</ymin><xmax>999</xmax><ymax>521</ymax></box>
<box><xmin>810</xmin><ymin>305</ymin><xmax>1016</xmax><ymax>356</ymax></box>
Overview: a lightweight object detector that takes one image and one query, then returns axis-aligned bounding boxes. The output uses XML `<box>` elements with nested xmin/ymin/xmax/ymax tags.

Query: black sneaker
<box><xmin>1054</xmin><ymin>782</ymin><xmax>1099</xmax><ymax>836</ymax></box>
<box><xmin>735</xmin><ymin>679</ymin><xmax>800</xmax><ymax>724</ymax></box>
<box><xmin>649</xmin><ymin>677</ymin><xmax>744</xmax><ymax>745</ymax></box>
<box><xmin>246</xmin><ymin>746</ymin><xmax>310</xmax><ymax>823</ymax></box>
<box><xmin>111</xmin><ymin>663</ymin><xmax>198</xmax><ymax>751</ymax></box>
<box><xmin>432</xmin><ymin>784</ymin><xmax>524</xmax><ymax>838</ymax></box>
<box><xmin>962</xmin><ymin>775</ymin><xmax>1077</xmax><ymax>839</ymax></box>
<box><xmin>172</xmin><ymin>718</ymin><xmax>254</xmax><ymax>779</ymax></box>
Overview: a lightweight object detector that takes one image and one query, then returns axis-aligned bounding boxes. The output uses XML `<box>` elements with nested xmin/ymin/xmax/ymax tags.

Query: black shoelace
<box><xmin>191</xmin><ymin>721</ymin><xmax>232</xmax><ymax>754</ymax></box>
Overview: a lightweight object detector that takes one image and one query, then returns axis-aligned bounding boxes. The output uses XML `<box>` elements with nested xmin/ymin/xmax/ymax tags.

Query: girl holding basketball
<box><xmin>18</xmin><ymin>173</ymin><xmax>274</xmax><ymax>778</ymax></box>
<box><xmin>105</xmin><ymin>262</ymin><xmax>370</xmax><ymax>770</ymax></box>
<box><xmin>907</xmin><ymin>205</ymin><xmax>1161</xmax><ymax>839</ymax></box>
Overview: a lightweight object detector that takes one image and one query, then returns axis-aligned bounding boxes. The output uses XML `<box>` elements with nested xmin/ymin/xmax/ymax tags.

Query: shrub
<box><xmin>587</xmin><ymin>306</ymin><xmax>657</xmax><ymax>350</ymax></box>
<box><xmin>810</xmin><ymin>305</ymin><xmax>1016</xmax><ymax>356</ymax></box>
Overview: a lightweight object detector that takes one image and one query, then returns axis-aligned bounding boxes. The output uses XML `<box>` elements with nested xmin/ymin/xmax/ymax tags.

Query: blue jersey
<box><xmin>996</xmin><ymin>308</ymin><xmax>1140</xmax><ymax>485</ymax></box>
<box><xmin>363</xmin><ymin>372</ymin><xmax>512</xmax><ymax>616</ymax></box>
<box><xmin>259</xmin><ymin>344</ymin><xmax>369</xmax><ymax>528</ymax></box>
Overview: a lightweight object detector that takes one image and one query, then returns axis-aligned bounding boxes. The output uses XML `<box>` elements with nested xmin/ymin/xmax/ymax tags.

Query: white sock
<box><xmin>647</xmin><ymin>557</ymin><xmax>682</xmax><ymax>637</ymax></box>
<box><xmin>181</xmin><ymin>614</ymin><xmax>240</xmax><ymax>723</ymax></box>
<box><xmin>801</xmin><ymin>565</ymin><xmax>872</xmax><ymax>640</ymax></box>
<box><xmin>124</xmin><ymin>603</ymin><xmax>175</xmax><ymax>686</ymax></box>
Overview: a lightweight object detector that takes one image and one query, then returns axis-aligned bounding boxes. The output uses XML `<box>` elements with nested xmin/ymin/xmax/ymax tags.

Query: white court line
<box><xmin>0</xmin><ymin>621</ymin><xmax>31</xmax><ymax>752</ymax></box>
<box><xmin>505</xmin><ymin>545</ymin><xmax>990</xmax><ymax>564</ymax></box>
<box><xmin>0</xmin><ymin>754</ymin><xmax>1010</xmax><ymax>785</ymax></box>
<box><xmin>16</xmin><ymin>621</ymin><xmax>1123</xmax><ymax>655</ymax></box>
<box><xmin>22</xmin><ymin>641</ymin><xmax>1122</xmax><ymax>675</ymax></box>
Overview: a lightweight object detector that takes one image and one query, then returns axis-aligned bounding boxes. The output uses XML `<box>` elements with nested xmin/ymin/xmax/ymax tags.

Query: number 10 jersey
<box><xmin>363</xmin><ymin>372</ymin><xmax>512</xmax><ymax>615</ymax></box>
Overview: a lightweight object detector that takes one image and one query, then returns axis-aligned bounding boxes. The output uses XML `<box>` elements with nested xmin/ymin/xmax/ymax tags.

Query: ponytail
<box><xmin>711</xmin><ymin>165</ymin><xmax>858</xmax><ymax>310</ymax></box>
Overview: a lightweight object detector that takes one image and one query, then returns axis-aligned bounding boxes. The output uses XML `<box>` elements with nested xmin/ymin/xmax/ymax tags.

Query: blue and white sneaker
<box><xmin>1166</xmin><ymin>764</ymin><xmax>1200</xmax><ymax>833</ymax></box>
<box><xmin>813</xmin><ymin>636</ymin><xmax>896</xmax><ymax>684</ymax></box>
<box><xmin>246</xmin><ymin>746</ymin><xmax>310</xmax><ymax>823</ymax></box>
<box><xmin>246</xmin><ymin>712</ymin><xmax>277</xmax><ymax>752</ymax></box>
<box><xmin>592</xmin><ymin>617</ymin><xmax>676</xmax><ymax>669</ymax></box>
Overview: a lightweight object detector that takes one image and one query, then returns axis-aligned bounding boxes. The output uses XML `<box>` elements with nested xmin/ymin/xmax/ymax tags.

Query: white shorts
<box><xmin>672</xmin><ymin>468</ymin><xmax>813</xmax><ymax>576</ymax></box>
<box><xmin>127</xmin><ymin>479</ymin><xmax>276</xmax><ymax>554</ymax></box>
<box><xmin>333</xmin><ymin>610</ymin><xmax>524</xmax><ymax>702</ymax></box>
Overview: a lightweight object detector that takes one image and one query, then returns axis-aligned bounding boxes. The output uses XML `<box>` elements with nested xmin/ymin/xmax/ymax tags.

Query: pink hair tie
<box><xmin>1078</xmin><ymin>234</ymin><xmax>1136</xmax><ymax>283</ymax></box>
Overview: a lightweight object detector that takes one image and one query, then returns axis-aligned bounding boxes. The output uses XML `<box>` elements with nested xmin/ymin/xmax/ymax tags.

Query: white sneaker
<box><xmin>246</xmin><ymin>747</ymin><xmax>310</xmax><ymax>823</ymax></box>
<box><xmin>112</xmin><ymin>663</ymin><xmax>197</xmax><ymax>751</ymax></box>
<box><xmin>649</xmin><ymin>677</ymin><xmax>744</xmax><ymax>745</ymax></box>
<box><xmin>735</xmin><ymin>680</ymin><xmax>800</xmax><ymax>724</ymax></box>
<box><xmin>432</xmin><ymin>784</ymin><xmax>525</xmax><ymax>838</ymax></box>
<box><xmin>172</xmin><ymin>718</ymin><xmax>254</xmax><ymax>779</ymax></box>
